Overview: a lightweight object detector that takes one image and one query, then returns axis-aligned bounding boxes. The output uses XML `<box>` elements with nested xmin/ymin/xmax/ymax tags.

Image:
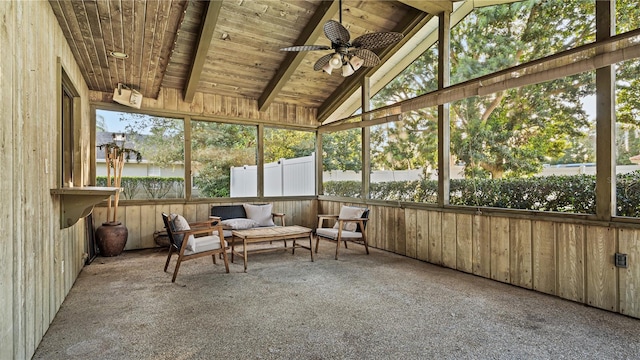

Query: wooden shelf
<box><xmin>50</xmin><ymin>187</ymin><xmax>119</xmax><ymax>228</ymax></box>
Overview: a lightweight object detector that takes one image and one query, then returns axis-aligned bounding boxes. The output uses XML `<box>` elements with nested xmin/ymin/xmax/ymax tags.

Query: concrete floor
<box><xmin>34</xmin><ymin>241</ymin><xmax>640</xmax><ymax>360</ymax></box>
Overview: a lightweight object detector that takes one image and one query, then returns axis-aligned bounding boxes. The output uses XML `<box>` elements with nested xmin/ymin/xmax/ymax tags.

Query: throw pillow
<box><xmin>333</xmin><ymin>206</ymin><xmax>365</xmax><ymax>232</ymax></box>
<box><xmin>243</xmin><ymin>203</ymin><xmax>275</xmax><ymax>227</ymax></box>
<box><xmin>221</xmin><ymin>218</ymin><xmax>260</xmax><ymax>230</ymax></box>
<box><xmin>170</xmin><ymin>213</ymin><xmax>191</xmax><ymax>245</ymax></box>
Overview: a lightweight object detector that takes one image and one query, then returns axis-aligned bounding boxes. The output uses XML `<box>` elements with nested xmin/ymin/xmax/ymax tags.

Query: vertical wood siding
<box><xmin>1</xmin><ymin>2</ymin><xmax>92</xmax><ymax>358</ymax></box>
<box><xmin>319</xmin><ymin>201</ymin><xmax>640</xmax><ymax>320</ymax></box>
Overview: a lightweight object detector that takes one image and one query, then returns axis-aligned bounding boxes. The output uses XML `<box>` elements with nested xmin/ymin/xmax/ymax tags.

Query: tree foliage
<box><xmin>370</xmin><ymin>0</ymin><xmax>611</xmax><ymax>179</ymax></box>
<box><xmin>121</xmin><ymin>113</ymin><xmax>184</xmax><ymax>169</ymax></box>
<box><xmin>191</xmin><ymin>122</ymin><xmax>256</xmax><ymax>198</ymax></box>
<box><xmin>264</xmin><ymin>128</ymin><xmax>314</xmax><ymax>163</ymax></box>
<box><xmin>322</xmin><ymin>129</ymin><xmax>362</xmax><ymax>171</ymax></box>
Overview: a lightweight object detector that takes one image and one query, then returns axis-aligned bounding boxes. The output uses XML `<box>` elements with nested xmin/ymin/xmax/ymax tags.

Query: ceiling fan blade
<box><xmin>353</xmin><ymin>49</ymin><xmax>380</xmax><ymax>67</ymax></box>
<box><xmin>324</xmin><ymin>20</ymin><xmax>350</xmax><ymax>45</ymax></box>
<box><xmin>280</xmin><ymin>45</ymin><xmax>331</xmax><ymax>52</ymax></box>
<box><xmin>352</xmin><ymin>32</ymin><xmax>404</xmax><ymax>50</ymax></box>
<box><xmin>313</xmin><ymin>54</ymin><xmax>334</xmax><ymax>71</ymax></box>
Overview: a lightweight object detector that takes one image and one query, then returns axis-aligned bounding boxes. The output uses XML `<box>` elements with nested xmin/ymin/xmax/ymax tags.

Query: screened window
<box><xmin>369</xmin><ymin>109</ymin><xmax>438</xmax><ymax>203</ymax></box>
<box><xmin>322</xmin><ymin>129</ymin><xmax>362</xmax><ymax>198</ymax></box>
<box><xmin>95</xmin><ymin>109</ymin><xmax>184</xmax><ymax>199</ymax></box>
<box><xmin>451</xmin><ymin>0</ymin><xmax>595</xmax><ymax>85</ymax></box>
<box><xmin>449</xmin><ymin>72</ymin><xmax>596</xmax><ymax>213</ymax></box>
<box><xmin>191</xmin><ymin>121</ymin><xmax>257</xmax><ymax>198</ymax></box>
<box><xmin>370</xmin><ymin>45</ymin><xmax>438</xmax><ymax>110</ymax></box>
<box><xmin>615</xmin><ymin>58</ymin><xmax>640</xmax><ymax>217</ymax></box>
<box><xmin>617</xmin><ymin>0</ymin><xmax>640</xmax><ymax>34</ymax></box>
<box><xmin>263</xmin><ymin>128</ymin><xmax>315</xmax><ymax>196</ymax></box>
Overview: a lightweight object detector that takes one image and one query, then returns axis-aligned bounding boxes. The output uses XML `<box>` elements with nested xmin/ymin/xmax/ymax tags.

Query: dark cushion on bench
<box><xmin>210</xmin><ymin>205</ymin><xmax>247</xmax><ymax>220</ymax></box>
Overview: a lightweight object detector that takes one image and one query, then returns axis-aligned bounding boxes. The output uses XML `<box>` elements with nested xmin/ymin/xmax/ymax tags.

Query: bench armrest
<box><xmin>272</xmin><ymin>212</ymin><xmax>286</xmax><ymax>226</ymax></box>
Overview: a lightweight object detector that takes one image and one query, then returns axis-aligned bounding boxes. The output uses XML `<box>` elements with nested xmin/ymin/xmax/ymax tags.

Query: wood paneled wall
<box><xmin>89</xmin><ymin>88</ymin><xmax>318</xmax><ymax>127</ymax></box>
<box><xmin>319</xmin><ymin>201</ymin><xmax>640</xmax><ymax>319</ymax></box>
<box><xmin>94</xmin><ymin>200</ymin><xmax>318</xmax><ymax>251</ymax></box>
<box><xmin>1</xmin><ymin>1</ymin><xmax>93</xmax><ymax>358</ymax></box>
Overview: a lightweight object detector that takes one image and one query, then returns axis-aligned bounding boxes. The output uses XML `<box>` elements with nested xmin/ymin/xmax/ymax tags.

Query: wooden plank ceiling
<box><xmin>49</xmin><ymin>0</ymin><xmax>454</xmax><ymax>119</ymax></box>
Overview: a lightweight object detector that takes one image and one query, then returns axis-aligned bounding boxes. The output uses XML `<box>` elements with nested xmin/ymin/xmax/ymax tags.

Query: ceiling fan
<box><xmin>280</xmin><ymin>1</ymin><xmax>404</xmax><ymax>77</ymax></box>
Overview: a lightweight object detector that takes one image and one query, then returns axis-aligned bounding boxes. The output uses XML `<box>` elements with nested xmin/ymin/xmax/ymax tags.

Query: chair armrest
<box><xmin>317</xmin><ymin>214</ymin><xmax>339</xmax><ymax>228</ymax></box>
<box><xmin>272</xmin><ymin>212</ymin><xmax>286</xmax><ymax>226</ymax></box>
<box><xmin>172</xmin><ymin>227</ymin><xmax>218</xmax><ymax>237</ymax></box>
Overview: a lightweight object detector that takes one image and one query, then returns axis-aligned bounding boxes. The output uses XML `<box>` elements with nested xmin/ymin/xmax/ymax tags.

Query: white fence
<box><xmin>230</xmin><ymin>153</ymin><xmax>316</xmax><ymax>197</ymax></box>
<box><xmin>231</xmin><ymin>156</ymin><xmax>640</xmax><ymax>197</ymax></box>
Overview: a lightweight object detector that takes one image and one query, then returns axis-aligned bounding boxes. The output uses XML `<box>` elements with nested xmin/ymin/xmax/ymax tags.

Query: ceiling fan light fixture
<box><xmin>341</xmin><ymin>63</ymin><xmax>354</xmax><ymax>77</ymax></box>
<box><xmin>322</xmin><ymin>62</ymin><xmax>333</xmax><ymax>75</ymax></box>
<box><xmin>349</xmin><ymin>56</ymin><xmax>364</xmax><ymax>71</ymax></box>
<box><xmin>329</xmin><ymin>53</ymin><xmax>343</xmax><ymax>69</ymax></box>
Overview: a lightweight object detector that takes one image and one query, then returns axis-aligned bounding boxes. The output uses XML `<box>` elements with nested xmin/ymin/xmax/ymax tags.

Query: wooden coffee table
<box><xmin>231</xmin><ymin>225</ymin><xmax>314</xmax><ymax>272</ymax></box>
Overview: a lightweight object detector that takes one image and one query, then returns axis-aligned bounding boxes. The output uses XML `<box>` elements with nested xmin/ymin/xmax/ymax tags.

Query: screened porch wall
<box><xmin>319</xmin><ymin>200</ymin><xmax>640</xmax><ymax>320</ymax></box>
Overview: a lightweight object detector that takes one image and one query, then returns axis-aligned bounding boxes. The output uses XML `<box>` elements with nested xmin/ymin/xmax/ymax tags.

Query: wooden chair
<box><xmin>162</xmin><ymin>213</ymin><xmax>229</xmax><ymax>282</ymax></box>
<box><xmin>315</xmin><ymin>206</ymin><xmax>369</xmax><ymax>260</ymax></box>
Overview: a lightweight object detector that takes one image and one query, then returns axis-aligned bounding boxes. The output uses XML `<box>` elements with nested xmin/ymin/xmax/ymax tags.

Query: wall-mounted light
<box><xmin>109</xmin><ymin>51</ymin><xmax>128</xmax><ymax>59</ymax></box>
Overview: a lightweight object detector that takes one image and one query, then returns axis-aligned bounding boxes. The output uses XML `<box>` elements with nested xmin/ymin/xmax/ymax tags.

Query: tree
<box><xmin>264</xmin><ymin>128</ymin><xmax>314</xmax><ymax>163</ymax></box>
<box><xmin>191</xmin><ymin>122</ymin><xmax>256</xmax><ymax>197</ymax></box>
<box><xmin>370</xmin><ymin>114</ymin><xmax>438</xmax><ymax>174</ymax></box>
<box><xmin>121</xmin><ymin>113</ymin><xmax>184</xmax><ymax>169</ymax></box>
<box><xmin>322</xmin><ymin>129</ymin><xmax>362</xmax><ymax>171</ymax></box>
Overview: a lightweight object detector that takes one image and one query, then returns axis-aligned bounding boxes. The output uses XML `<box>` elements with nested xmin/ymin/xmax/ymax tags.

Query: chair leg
<box><xmin>363</xmin><ymin>236</ymin><xmax>369</xmax><ymax>255</ymax></box>
<box><xmin>171</xmin><ymin>256</ymin><xmax>183</xmax><ymax>282</ymax></box>
<box><xmin>212</xmin><ymin>254</ymin><xmax>217</xmax><ymax>264</ymax></box>
<box><xmin>221</xmin><ymin>249</ymin><xmax>230</xmax><ymax>273</ymax></box>
<box><xmin>315</xmin><ymin>236</ymin><xmax>320</xmax><ymax>253</ymax></box>
<box><xmin>335</xmin><ymin>238</ymin><xmax>340</xmax><ymax>260</ymax></box>
<box><xmin>164</xmin><ymin>247</ymin><xmax>174</xmax><ymax>272</ymax></box>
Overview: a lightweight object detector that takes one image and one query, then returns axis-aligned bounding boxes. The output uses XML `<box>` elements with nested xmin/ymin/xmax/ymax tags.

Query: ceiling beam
<box><xmin>258</xmin><ymin>0</ymin><xmax>339</xmax><ymax>112</ymax></box>
<box><xmin>183</xmin><ymin>0</ymin><xmax>223</xmax><ymax>103</ymax></box>
<box><xmin>398</xmin><ymin>0</ymin><xmax>453</xmax><ymax>14</ymax></box>
<box><xmin>316</xmin><ymin>8</ymin><xmax>431</xmax><ymax>122</ymax></box>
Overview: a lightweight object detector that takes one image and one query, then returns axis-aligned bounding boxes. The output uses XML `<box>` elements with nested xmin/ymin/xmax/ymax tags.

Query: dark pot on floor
<box><xmin>95</xmin><ymin>221</ymin><xmax>128</xmax><ymax>256</ymax></box>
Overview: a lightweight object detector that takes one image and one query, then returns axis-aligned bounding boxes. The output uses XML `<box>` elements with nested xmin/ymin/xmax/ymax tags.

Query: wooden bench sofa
<box><xmin>210</xmin><ymin>204</ymin><xmax>285</xmax><ymax>240</ymax></box>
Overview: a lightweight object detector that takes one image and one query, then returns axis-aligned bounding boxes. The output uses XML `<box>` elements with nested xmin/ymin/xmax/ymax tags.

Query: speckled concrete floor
<box><xmin>33</xmin><ymin>241</ymin><xmax>640</xmax><ymax>360</ymax></box>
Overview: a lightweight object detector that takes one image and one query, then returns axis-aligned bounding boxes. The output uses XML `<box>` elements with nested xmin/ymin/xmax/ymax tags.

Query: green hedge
<box><xmin>324</xmin><ymin>170</ymin><xmax>640</xmax><ymax>217</ymax></box>
<box><xmin>96</xmin><ymin>176</ymin><xmax>184</xmax><ymax>199</ymax></box>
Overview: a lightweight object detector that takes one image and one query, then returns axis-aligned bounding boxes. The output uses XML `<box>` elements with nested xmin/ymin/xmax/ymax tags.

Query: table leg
<box><xmin>231</xmin><ymin>236</ymin><xmax>235</xmax><ymax>263</ymax></box>
<box><xmin>309</xmin><ymin>233</ymin><xmax>314</xmax><ymax>262</ymax></box>
<box><xmin>292</xmin><ymin>239</ymin><xmax>296</xmax><ymax>255</ymax></box>
<box><xmin>243</xmin><ymin>238</ymin><xmax>248</xmax><ymax>272</ymax></box>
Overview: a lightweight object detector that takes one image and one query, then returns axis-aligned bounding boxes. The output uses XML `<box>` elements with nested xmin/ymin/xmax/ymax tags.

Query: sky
<box><xmin>96</xmin><ymin>109</ymin><xmax>153</xmax><ymax>134</ymax></box>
